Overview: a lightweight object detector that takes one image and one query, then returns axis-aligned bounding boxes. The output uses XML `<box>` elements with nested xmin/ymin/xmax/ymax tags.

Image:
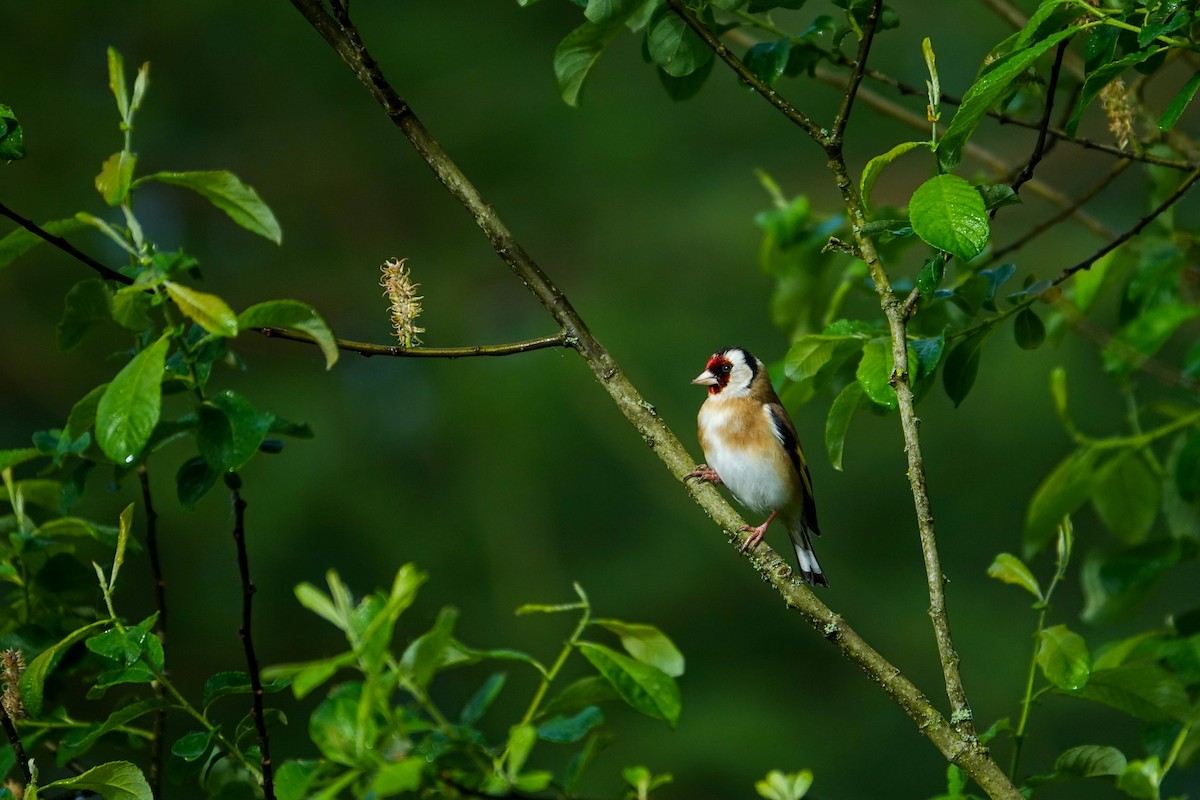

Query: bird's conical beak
<box><xmin>692</xmin><ymin>369</ymin><xmax>718</xmax><ymax>386</ymax></box>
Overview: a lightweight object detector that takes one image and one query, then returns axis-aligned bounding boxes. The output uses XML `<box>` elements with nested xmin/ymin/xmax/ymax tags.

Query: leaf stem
<box><xmin>517</xmin><ymin>589</ymin><xmax>592</xmax><ymax>729</ymax></box>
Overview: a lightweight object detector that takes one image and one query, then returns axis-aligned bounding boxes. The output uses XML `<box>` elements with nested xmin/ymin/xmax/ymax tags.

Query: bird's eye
<box><xmin>719</xmin><ymin>363</ymin><xmax>732</xmax><ymax>374</ymax></box>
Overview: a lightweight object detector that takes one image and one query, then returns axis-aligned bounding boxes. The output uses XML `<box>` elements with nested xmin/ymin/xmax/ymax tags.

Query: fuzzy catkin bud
<box><xmin>1099</xmin><ymin>78</ymin><xmax>1134</xmax><ymax>151</ymax></box>
<box><xmin>380</xmin><ymin>257</ymin><xmax>425</xmax><ymax>348</ymax></box>
<box><xmin>1</xmin><ymin>648</ymin><xmax>26</xmax><ymax>719</ymax></box>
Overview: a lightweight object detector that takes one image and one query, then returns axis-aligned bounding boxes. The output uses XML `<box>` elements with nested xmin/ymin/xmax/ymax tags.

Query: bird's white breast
<box><xmin>698</xmin><ymin>400</ymin><xmax>791</xmax><ymax>515</ymax></box>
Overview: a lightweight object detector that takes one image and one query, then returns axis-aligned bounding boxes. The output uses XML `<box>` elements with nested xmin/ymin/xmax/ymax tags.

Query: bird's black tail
<box><xmin>788</xmin><ymin>522</ymin><xmax>828</xmax><ymax>588</ymax></box>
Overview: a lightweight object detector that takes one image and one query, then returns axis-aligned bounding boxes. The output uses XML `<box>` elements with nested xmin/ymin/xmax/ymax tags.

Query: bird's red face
<box><xmin>692</xmin><ymin>353</ymin><xmax>734</xmax><ymax>395</ymax></box>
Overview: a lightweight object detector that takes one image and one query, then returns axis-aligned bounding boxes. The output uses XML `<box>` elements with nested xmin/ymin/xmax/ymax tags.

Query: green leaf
<box><xmin>0</xmin><ymin>218</ymin><xmax>87</xmax><ymax>268</ymax></box>
<box><xmin>783</xmin><ymin>331</ymin><xmax>868</xmax><ymax>404</ymax></box>
<box><xmin>164</xmin><ymin>281</ymin><xmax>238</xmax><ymax>337</ymax></box>
<box><xmin>1103</xmin><ymin>303</ymin><xmax>1200</xmax><ymax>378</ymax></box>
<box><xmin>171</xmin><ymin>730</ymin><xmax>215</xmax><ymax>761</ymax></box>
<box><xmin>855</xmin><ymin>338</ymin><xmax>900</xmax><ymax>410</ymax></box>
<box><xmin>1159</xmin><ymin>69</ymin><xmax>1200</xmax><ymax>131</ymax></box>
<box><xmin>460</xmin><ymin>672</ymin><xmax>506</xmax><ymax>725</ymax></box>
<box><xmin>202</xmin><ymin>670</ymin><xmax>287</xmax><ymax>710</ymax></box>
<box><xmin>743</xmin><ymin>39</ymin><xmax>792</xmax><ymax>87</ymax></box>
<box><xmin>584</xmin><ymin>0</ymin><xmax>641</xmax><ymax>23</ymax></box>
<box><xmin>647</xmin><ymin>5</ymin><xmax>713</xmax><ymax>77</ymax></box>
<box><xmin>0</xmin><ymin>103</ymin><xmax>25</xmax><ymax>160</ymax></box>
<box><xmin>111</xmin><ymin>286</ymin><xmax>155</xmax><ymax>331</ymax></box>
<box><xmin>577</xmin><ymin>641</ymin><xmax>680</xmax><ymax>728</ymax></box>
<box><xmin>909</xmin><ymin>174</ymin><xmax>990</xmax><ymax>261</ymax></box>
<box><xmin>17</xmin><ymin>622</ymin><xmax>108</xmax><ymax>716</ymax></box>
<box><xmin>57</xmin><ymin>279</ymin><xmax>113</xmax><ymax>352</ymax></box>
<box><xmin>238</xmin><ymin>299</ymin><xmax>338</xmax><ymax>369</ymax></box>
<box><xmin>43</xmin><ymin>761</ymin><xmax>151</xmax><ymax>800</ymax></box>
<box><xmin>506</xmin><ymin>723</ymin><xmax>538</xmax><ymax>778</ymax></box>
<box><xmin>95</xmin><ymin>151</ymin><xmax>137</xmax><ymax>207</ymax></box>
<box><xmin>939</xmin><ymin>25</ymin><xmax>1082</xmax><ymax>170</ymax></box>
<box><xmin>309</xmin><ymin>683</ymin><xmax>366</xmax><ymax>765</ymax></box>
<box><xmin>594</xmin><ymin>619</ymin><xmax>684</xmax><ymax>677</ymax></box>
<box><xmin>910</xmin><ymin>331</ymin><xmax>946</xmax><ymax>380</ymax></box>
<box><xmin>96</xmin><ymin>334</ymin><xmax>170</xmax><ymax>464</ymax></box>
<box><xmin>1116</xmin><ymin>758</ymin><xmax>1161</xmax><ymax>800</ymax></box>
<box><xmin>1071</xmin><ymin>664</ymin><xmax>1190</xmax><ymax>722</ymax></box>
<box><xmin>916</xmin><ymin>256</ymin><xmax>946</xmax><ymax>301</ymax></box>
<box><xmin>295</xmin><ymin>582</ymin><xmax>344</xmax><ymax>628</ymax></box>
<box><xmin>0</xmin><ymin>448</ymin><xmax>42</xmax><ymax>471</ymax></box>
<box><xmin>825</xmin><ymin>380</ymin><xmax>864</xmax><ymax>472</ymax></box>
<box><xmin>942</xmin><ymin>331</ymin><xmax>989</xmax><ymax>408</ymax></box>
<box><xmin>977</xmin><ymin>183</ymin><xmax>1020</xmax><ymax>211</ymax></box>
<box><xmin>59</xmin><ymin>698</ymin><xmax>171</xmax><ymax>762</ymax></box>
<box><xmin>1013</xmin><ymin>307</ymin><xmax>1045</xmax><ymax>350</ymax></box>
<box><xmin>543</xmin><ymin>674</ymin><xmax>620</xmax><ymax>718</ymax></box>
<box><xmin>1037</xmin><ymin>625</ymin><xmax>1091</xmax><ymax>691</ymax></box>
<box><xmin>554</xmin><ymin>20</ymin><xmax>625</xmax><ymax>107</ymax></box>
<box><xmin>1023</xmin><ymin>447</ymin><xmax>1100</xmax><ymax>555</ymax></box>
<box><xmin>197</xmin><ymin>390</ymin><xmax>272</xmax><ymax>471</ymax></box>
<box><xmin>1073</xmin><ymin>249</ymin><xmax>1117</xmax><ymax>312</ymax></box>
<box><xmin>755</xmin><ymin>768</ymin><xmax>813</xmax><ymax>800</ymax></box>
<box><xmin>987</xmin><ymin>553</ymin><xmax>1042</xmax><ymax>600</ymax></box>
<box><xmin>370</xmin><ymin>759</ymin><xmax>424</xmax><ymax>797</ymax></box>
<box><xmin>1054</xmin><ymin>745</ymin><xmax>1127</xmax><ymax>778</ymax></box>
<box><xmin>131</xmin><ymin>62</ymin><xmax>150</xmax><ymax>114</ymax></box>
<box><xmin>175</xmin><ymin>456</ymin><xmax>218</xmax><ymax>510</ymax></box>
<box><xmin>860</xmin><ymin>141</ymin><xmax>929</xmax><ymax>211</ymax></box>
<box><xmin>399</xmin><ymin>606</ymin><xmax>458</xmax><ymax>690</ymax></box>
<box><xmin>536</xmin><ymin>706</ymin><xmax>604</xmax><ymax>743</ymax></box>
<box><xmin>106</xmin><ymin>48</ymin><xmax>130</xmax><ymax>120</ymax></box>
<box><xmin>657</xmin><ymin>58</ymin><xmax>714</xmax><ymax>101</ymax></box>
<box><xmin>140</xmin><ymin>170</ymin><xmax>281</xmax><ymax>243</ymax></box>
<box><xmin>1092</xmin><ymin>452</ymin><xmax>1158</xmax><ymax>545</ymax></box>
<box><xmin>1082</xmin><ymin>539</ymin><xmax>1195</xmax><ymax>624</ymax></box>
<box><xmin>275</xmin><ymin>761</ymin><xmax>321</xmax><ymax>800</ymax></box>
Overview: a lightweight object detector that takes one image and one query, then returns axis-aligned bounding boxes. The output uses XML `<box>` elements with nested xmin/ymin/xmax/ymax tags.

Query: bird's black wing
<box><xmin>766</xmin><ymin>403</ymin><xmax>821</xmax><ymax>535</ymax></box>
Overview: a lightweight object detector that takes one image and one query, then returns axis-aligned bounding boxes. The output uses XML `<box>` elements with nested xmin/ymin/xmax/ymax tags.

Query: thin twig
<box><xmin>257</xmin><ymin>327</ymin><xmax>570</xmax><ymax>358</ymax></box>
<box><xmin>0</xmin><ymin>704</ymin><xmax>31</xmax><ymax>785</ymax></box>
<box><xmin>1008</xmin><ymin>40</ymin><xmax>1069</xmax><ymax>201</ymax></box>
<box><xmin>138</xmin><ymin>464</ymin><xmax>167</xmax><ymax>799</ymax></box>
<box><xmin>822</xmin><ymin>54</ymin><xmax>1199</xmax><ymax>171</ymax></box>
<box><xmin>0</xmin><ymin>201</ymin><xmax>132</xmax><ymax>284</ymax></box>
<box><xmin>1057</xmin><ymin>167</ymin><xmax>1200</xmax><ymax>283</ymax></box>
<box><xmin>665</xmin><ymin>0</ymin><xmax>827</xmax><ymax>146</ymax></box>
<box><xmin>0</xmin><ymin>202</ymin><xmax>572</xmax><ymax>362</ymax></box>
<box><xmin>285</xmin><ymin>2</ymin><xmax>1019</xmax><ymax>797</ymax></box>
<box><xmin>830</xmin><ymin>0</ymin><xmax>884</xmax><ymax>144</ymax></box>
<box><xmin>230</xmin><ymin>480</ymin><xmax>274</xmax><ymax>800</ymax></box>
<box><xmin>987</xmin><ymin>158</ymin><xmax>1133</xmax><ymax>265</ymax></box>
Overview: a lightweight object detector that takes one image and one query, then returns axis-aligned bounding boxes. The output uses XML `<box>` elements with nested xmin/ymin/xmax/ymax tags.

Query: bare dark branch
<box><xmin>257</xmin><ymin>327</ymin><xmax>570</xmax><ymax>358</ymax></box>
<box><xmin>230</xmin><ymin>481</ymin><xmax>274</xmax><ymax>800</ymax></box>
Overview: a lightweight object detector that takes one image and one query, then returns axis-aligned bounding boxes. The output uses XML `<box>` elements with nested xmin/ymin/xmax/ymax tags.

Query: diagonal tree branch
<box><xmin>667</xmin><ymin>0</ymin><xmax>981</xmax><ymax>747</ymax></box>
<box><xmin>284</xmin><ymin>2</ymin><xmax>1019</xmax><ymax>798</ymax></box>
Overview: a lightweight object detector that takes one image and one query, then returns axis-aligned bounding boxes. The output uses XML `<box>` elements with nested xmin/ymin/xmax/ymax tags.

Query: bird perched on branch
<box><xmin>688</xmin><ymin>347</ymin><xmax>829</xmax><ymax>587</ymax></box>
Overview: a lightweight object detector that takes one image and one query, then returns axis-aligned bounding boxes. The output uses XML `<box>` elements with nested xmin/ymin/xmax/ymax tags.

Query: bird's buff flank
<box><xmin>688</xmin><ymin>347</ymin><xmax>829</xmax><ymax>587</ymax></box>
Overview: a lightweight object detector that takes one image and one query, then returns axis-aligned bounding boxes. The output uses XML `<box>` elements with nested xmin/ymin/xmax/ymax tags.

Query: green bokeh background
<box><xmin>2</xmin><ymin>1</ymin><xmax>1198</xmax><ymax>798</ymax></box>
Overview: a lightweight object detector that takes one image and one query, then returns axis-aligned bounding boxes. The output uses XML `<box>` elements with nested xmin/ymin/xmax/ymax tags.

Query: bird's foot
<box><xmin>738</xmin><ymin>510</ymin><xmax>779</xmax><ymax>553</ymax></box>
<box><xmin>685</xmin><ymin>464</ymin><xmax>722</xmax><ymax>484</ymax></box>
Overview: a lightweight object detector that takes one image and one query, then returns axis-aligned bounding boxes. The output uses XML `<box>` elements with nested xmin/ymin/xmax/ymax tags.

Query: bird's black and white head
<box><xmin>692</xmin><ymin>347</ymin><xmax>760</xmax><ymax>398</ymax></box>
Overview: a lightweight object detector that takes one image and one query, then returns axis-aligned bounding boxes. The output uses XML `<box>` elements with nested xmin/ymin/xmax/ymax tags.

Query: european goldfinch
<box><xmin>688</xmin><ymin>347</ymin><xmax>829</xmax><ymax>587</ymax></box>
